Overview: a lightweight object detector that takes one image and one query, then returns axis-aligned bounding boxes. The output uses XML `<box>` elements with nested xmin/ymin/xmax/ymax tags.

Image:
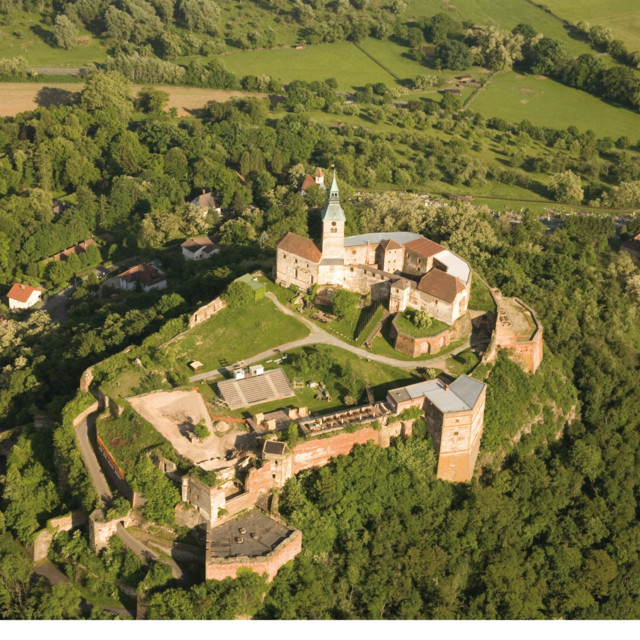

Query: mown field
<box><xmin>543</xmin><ymin>0</ymin><xmax>640</xmax><ymax>52</ymax></box>
<box><xmin>218</xmin><ymin>42</ymin><xmax>396</xmax><ymax>91</ymax></box>
<box><xmin>471</xmin><ymin>71</ymin><xmax>640</xmax><ymax>140</ymax></box>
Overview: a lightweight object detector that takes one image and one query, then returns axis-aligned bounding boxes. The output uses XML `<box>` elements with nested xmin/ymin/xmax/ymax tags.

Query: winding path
<box><xmin>191</xmin><ymin>292</ymin><xmax>486</xmax><ymax>382</ymax></box>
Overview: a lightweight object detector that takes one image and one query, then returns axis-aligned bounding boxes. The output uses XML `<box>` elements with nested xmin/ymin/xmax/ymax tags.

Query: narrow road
<box><xmin>191</xmin><ymin>292</ymin><xmax>485</xmax><ymax>382</ymax></box>
<box><xmin>76</xmin><ymin>412</ymin><xmax>112</xmax><ymax>507</ymax></box>
<box><xmin>43</xmin><ymin>284</ymin><xmax>74</xmax><ymax>323</ymax></box>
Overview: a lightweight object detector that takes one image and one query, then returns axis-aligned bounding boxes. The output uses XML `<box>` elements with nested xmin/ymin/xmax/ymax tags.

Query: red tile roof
<box><xmin>315</xmin><ymin>169</ymin><xmax>324</xmax><ymax>177</ymax></box>
<box><xmin>119</xmin><ymin>264</ymin><xmax>166</xmax><ymax>288</ymax></box>
<box><xmin>404</xmin><ymin>237</ymin><xmax>445</xmax><ymax>258</ymax></box>
<box><xmin>181</xmin><ymin>237</ymin><xmax>218</xmax><ymax>254</ymax></box>
<box><xmin>53</xmin><ymin>238</ymin><xmax>97</xmax><ymax>262</ymax></box>
<box><xmin>7</xmin><ymin>283</ymin><xmax>41</xmax><ymax>303</ymax></box>
<box><xmin>300</xmin><ymin>174</ymin><xmax>316</xmax><ymax>191</ymax></box>
<box><xmin>277</xmin><ymin>232</ymin><xmax>322</xmax><ymax>263</ymax></box>
<box><xmin>622</xmin><ymin>233</ymin><xmax>640</xmax><ymax>254</ymax></box>
<box><xmin>418</xmin><ymin>269</ymin><xmax>465</xmax><ymax>303</ymax></box>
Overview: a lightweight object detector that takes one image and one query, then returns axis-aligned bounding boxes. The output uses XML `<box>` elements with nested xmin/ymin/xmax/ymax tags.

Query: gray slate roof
<box><xmin>389</xmin><ymin>375</ymin><xmax>485</xmax><ymax>414</ymax></box>
<box><xmin>344</xmin><ymin>232</ymin><xmax>422</xmax><ymax>247</ymax></box>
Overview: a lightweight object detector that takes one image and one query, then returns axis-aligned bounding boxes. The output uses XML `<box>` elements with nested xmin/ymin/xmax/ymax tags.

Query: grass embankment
<box><xmin>394</xmin><ymin>311</ymin><xmax>449</xmax><ymax>338</ymax></box>
<box><xmin>97</xmin><ymin>408</ymin><xmax>173</xmax><ymax>477</ymax></box>
<box><xmin>469</xmin><ymin>277</ymin><xmax>497</xmax><ymax>313</ymax></box>
<box><xmin>164</xmin><ymin>296</ymin><xmax>309</xmax><ymax>371</ymax></box>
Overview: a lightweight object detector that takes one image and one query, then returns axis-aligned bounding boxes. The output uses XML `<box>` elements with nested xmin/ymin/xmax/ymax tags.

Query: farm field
<box><xmin>543</xmin><ymin>0</ymin><xmax>640</xmax><ymax>52</ymax></box>
<box><xmin>471</xmin><ymin>71</ymin><xmax>640</xmax><ymax>140</ymax></box>
<box><xmin>216</xmin><ymin>43</ymin><xmax>396</xmax><ymax>91</ymax></box>
<box><xmin>0</xmin><ymin>82</ymin><xmax>266</xmax><ymax>117</ymax></box>
<box><xmin>405</xmin><ymin>0</ymin><xmax>594</xmax><ymax>56</ymax></box>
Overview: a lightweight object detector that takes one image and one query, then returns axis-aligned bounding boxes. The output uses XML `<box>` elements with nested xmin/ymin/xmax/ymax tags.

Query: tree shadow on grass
<box><xmin>35</xmin><ymin>86</ymin><xmax>79</xmax><ymax>108</ymax></box>
<box><xmin>30</xmin><ymin>24</ymin><xmax>56</xmax><ymax>47</ymax></box>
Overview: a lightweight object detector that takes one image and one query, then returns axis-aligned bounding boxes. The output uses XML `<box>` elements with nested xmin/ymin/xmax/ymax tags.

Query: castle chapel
<box><xmin>276</xmin><ymin>174</ymin><xmax>472</xmax><ymax>325</ymax></box>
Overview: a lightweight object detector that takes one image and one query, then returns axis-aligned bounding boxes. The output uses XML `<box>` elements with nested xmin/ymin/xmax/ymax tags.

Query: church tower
<box><xmin>318</xmin><ymin>172</ymin><xmax>346</xmax><ymax>286</ymax></box>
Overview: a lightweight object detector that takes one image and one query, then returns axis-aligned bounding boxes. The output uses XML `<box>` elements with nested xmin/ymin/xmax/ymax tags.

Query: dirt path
<box><xmin>191</xmin><ymin>292</ymin><xmax>485</xmax><ymax>382</ymax></box>
<box><xmin>0</xmin><ymin>82</ymin><xmax>266</xmax><ymax>117</ymax></box>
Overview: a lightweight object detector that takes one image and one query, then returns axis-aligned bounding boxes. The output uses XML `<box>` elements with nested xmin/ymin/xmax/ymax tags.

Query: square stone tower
<box><xmin>319</xmin><ymin>172</ymin><xmax>346</xmax><ymax>286</ymax></box>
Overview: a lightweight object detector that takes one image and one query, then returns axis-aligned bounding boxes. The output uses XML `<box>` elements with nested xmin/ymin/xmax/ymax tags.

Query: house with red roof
<box><xmin>181</xmin><ymin>237</ymin><xmax>220</xmax><ymax>261</ymax></box>
<box><xmin>7</xmin><ymin>283</ymin><xmax>43</xmax><ymax>310</ymax></box>
<box><xmin>300</xmin><ymin>169</ymin><xmax>325</xmax><ymax>194</ymax></box>
<box><xmin>118</xmin><ymin>263</ymin><xmax>167</xmax><ymax>293</ymax></box>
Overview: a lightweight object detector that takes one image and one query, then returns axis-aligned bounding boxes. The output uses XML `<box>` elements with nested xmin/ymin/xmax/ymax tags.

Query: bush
<box><xmin>193</xmin><ymin>420</ymin><xmax>210</xmax><ymax>440</ymax></box>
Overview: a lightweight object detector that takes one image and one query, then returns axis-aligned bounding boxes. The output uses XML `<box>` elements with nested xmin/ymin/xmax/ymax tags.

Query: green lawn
<box><xmin>0</xmin><ymin>10</ymin><xmax>107</xmax><ymax>67</ymax></box>
<box><xmin>472</xmin><ymin>71</ymin><xmax>640</xmax><ymax>139</ymax></box>
<box><xmin>394</xmin><ymin>310</ymin><xmax>449</xmax><ymax>338</ymax></box>
<box><xmin>164</xmin><ymin>296</ymin><xmax>309</xmax><ymax>371</ymax></box>
<box><xmin>218</xmin><ymin>42</ymin><xmax>397</xmax><ymax>91</ymax></box>
<box><xmin>543</xmin><ymin>0</ymin><xmax>640</xmax><ymax>52</ymax></box>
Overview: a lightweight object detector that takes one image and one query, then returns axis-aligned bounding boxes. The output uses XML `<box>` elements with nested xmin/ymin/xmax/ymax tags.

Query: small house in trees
<box><xmin>190</xmin><ymin>190</ymin><xmax>221</xmax><ymax>215</ymax></box>
<box><xmin>233</xmin><ymin>273</ymin><xmax>266</xmax><ymax>300</ymax></box>
<box><xmin>118</xmin><ymin>263</ymin><xmax>167</xmax><ymax>293</ymax></box>
<box><xmin>7</xmin><ymin>283</ymin><xmax>43</xmax><ymax>310</ymax></box>
<box><xmin>51</xmin><ymin>238</ymin><xmax>98</xmax><ymax>262</ymax></box>
<box><xmin>181</xmin><ymin>237</ymin><xmax>219</xmax><ymax>261</ymax></box>
<box><xmin>300</xmin><ymin>169</ymin><xmax>325</xmax><ymax>194</ymax></box>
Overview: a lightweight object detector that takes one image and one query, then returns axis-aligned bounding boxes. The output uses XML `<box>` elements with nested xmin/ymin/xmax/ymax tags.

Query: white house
<box><xmin>7</xmin><ymin>283</ymin><xmax>42</xmax><ymax>310</ymax></box>
<box><xmin>181</xmin><ymin>237</ymin><xmax>220</xmax><ymax>261</ymax></box>
<box><xmin>118</xmin><ymin>263</ymin><xmax>167</xmax><ymax>293</ymax></box>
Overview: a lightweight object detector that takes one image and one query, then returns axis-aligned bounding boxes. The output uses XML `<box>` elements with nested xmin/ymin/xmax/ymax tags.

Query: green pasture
<box><xmin>543</xmin><ymin>0</ymin><xmax>640</xmax><ymax>52</ymax></box>
<box><xmin>470</xmin><ymin>278</ymin><xmax>497</xmax><ymax>313</ymax></box>
<box><xmin>472</xmin><ymin>71</ymin><xmax>640</xmax><ymax>140</ymax></box>
<box><xmin>0</xmin><ymin>10</ymin><xmax>107</xmax><ymax>68</ymax></box>
<box><xmin>164</xmin><ymin>296</ymin><xmax>310</xmax><ymax>372</ymax></box>
<box><xmin>219</xmin><ymin>42</ymin><xmax>397</xmax><ymax>90</ymax></box>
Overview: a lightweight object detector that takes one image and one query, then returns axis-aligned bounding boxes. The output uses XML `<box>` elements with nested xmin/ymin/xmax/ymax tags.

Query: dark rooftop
<box><xmin>208</xmin><ymin>510</ymin><xmax>295</xmax><ymax>559</ymax></box>
<box><xmin>263</xmin><ymin>440</ymin><xmax>287</xmax><ymax>456</ymax></box>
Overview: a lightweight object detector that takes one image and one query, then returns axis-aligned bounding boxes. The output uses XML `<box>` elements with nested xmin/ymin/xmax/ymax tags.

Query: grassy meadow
<box><xmin>543</xmin><ymin>0</ymin><xmax>640</xmax><ymax>52</ymax></box>
<box><xmin>472</xmin><ymin>71</ymin><xmax>640</xmax><ymax>140</ymax></box>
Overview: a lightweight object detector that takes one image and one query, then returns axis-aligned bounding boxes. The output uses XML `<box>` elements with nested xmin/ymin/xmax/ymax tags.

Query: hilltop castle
<box><xmin>276</xmin><ymin>173</ymin><xmax>471</xmax><ymax>325</ymax></box>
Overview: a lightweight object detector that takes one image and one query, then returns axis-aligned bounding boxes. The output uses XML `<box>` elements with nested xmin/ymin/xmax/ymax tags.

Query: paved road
<box><xmin>191</xmin><ymin>292</ymin><xmax>485</xmax><ymax>382</ymax></box>
<box><xmin>76</xmin><ymin>412</ymin><xmax>112</xmax><ymax>506</ymax></box>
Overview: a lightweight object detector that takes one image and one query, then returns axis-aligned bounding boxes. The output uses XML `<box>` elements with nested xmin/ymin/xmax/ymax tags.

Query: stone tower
<box><xmin>319</xmin><ymin>172</ymin><xmax>346</xmax><ymax>285</ymax></box>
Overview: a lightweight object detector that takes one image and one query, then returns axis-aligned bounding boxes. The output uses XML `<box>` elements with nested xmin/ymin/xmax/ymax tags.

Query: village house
<box><xmin>181</xmin><ymin>237</ymin><xmax>219</xmax><ymax>261</ymax></box>
<box><xmin>622</xmin><ymin>232</ymin><xmax>640</xmax><ymax>263</ymax></box>
<box><xmin>118</xmin><ymin>263</ymin><xmax>167</xmax><ymax>293</ymax></box>
<box><xmin>300</xmin><ymin>169</ymin><xmax>325</xmax><ymax>194</ymax></box>
<box><xmin>190</xmin><ymin>190</ymin><xmax>221</xmax><ymax>215</ymax></box>
<box><xmin>49</xmin><ymin>238</ymin><xmax>98</xmax><ymax>263</ymax></box>
<box><xmin>7</xmin><ymin>283</ymin><xmax>43</xmax><ymax>310</ymax></box>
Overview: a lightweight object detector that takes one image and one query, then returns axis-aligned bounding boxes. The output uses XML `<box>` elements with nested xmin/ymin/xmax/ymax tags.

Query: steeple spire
<box><xmin>321</xmin><ymin>170</ymin><xmax>346</xmax><ymax>222</ymax></box>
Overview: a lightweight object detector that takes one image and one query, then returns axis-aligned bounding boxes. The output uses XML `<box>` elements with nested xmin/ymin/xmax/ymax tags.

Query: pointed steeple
<box><xmin>321</xmin><ymin>170</ymin><xmax>346</xmax><ymax>222</ymax></box>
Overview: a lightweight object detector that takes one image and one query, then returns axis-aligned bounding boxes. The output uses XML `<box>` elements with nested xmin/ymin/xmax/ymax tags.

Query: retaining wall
<box><xmin>28</xmin><ymin>511</ymin><xmax>88</xmax><ymax>562</ymax></box>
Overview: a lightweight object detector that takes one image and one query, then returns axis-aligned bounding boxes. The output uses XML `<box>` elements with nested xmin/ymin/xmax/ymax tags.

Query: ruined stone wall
<box><xmin>205</xmin><ymin>530</ymin><xmax>302</xmax><ymax>582</ymax></box>
<box><xmin>181</xmin><ymin>476</ymin><xmax>226</xmax><ymax>526</ymax></box>
<box><xmin>28</xmin><ymin>512</ymin><xmax>88</xmax><ymax>562</ymax></box>
<box><xmin>188</xmin><ymin>296</ymin><xmax>226</xmax><ymax>329</ymax></box>
<box><xmin>291</xmin><ymin>427</ymin><xmax>381</xmax><ymax>474</ymax></box>
<box><xmin>89</xmin><ymin>509</ymin><xmax>138</xmax><ymax>552</ymax></box>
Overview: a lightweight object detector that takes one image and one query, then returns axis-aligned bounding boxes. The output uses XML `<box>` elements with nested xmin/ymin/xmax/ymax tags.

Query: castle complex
<box><xmin>276</xmin><ymin>174</ymin><xmax>471</xmax><ymax>326</ymax></box>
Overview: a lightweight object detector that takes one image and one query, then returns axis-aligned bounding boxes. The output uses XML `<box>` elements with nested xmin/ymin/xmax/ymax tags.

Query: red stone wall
<box><xmin>206</xmin><ymin>530</ymin><xmax>302</xmax><ymax>582</ymax></box>
<box><xmin>291</xmin><ymin>428</ymin><xmax>380</xmax><ymax>474</ymax></box>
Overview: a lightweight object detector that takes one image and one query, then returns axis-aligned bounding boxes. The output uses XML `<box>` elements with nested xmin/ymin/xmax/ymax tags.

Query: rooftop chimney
<box><xmin>202</xmin><ymin>189</ymin><xmax>205</xmax><ymax>195</ymax></box>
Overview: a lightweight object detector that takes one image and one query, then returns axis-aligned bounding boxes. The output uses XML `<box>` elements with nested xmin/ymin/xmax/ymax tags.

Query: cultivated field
<box><xmin>472</xmin><ymin>71</ymin><xmax>640</xmax><ymax>140</ymax></box>
<box><xmin>0</xmin><ymin>82</ymin><xmax>267</xmax><ymax>117</ymax></box>
<box><xmin>543</xmin><ymin>0</ymin><xmax>640</xmax><ymax>52</ymax></box>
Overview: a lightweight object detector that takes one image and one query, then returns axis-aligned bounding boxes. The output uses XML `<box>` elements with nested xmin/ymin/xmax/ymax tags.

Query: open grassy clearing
<box><xmin>164</xmin><ymin>296</ymin><xmax>309</xmax><ymax>372</ymax></box>
<box><xmin>216</xmin><ymin>42</ymin><xmax>396</xmax><ymax>91</ymax></box>
<box><xmin>446</xmin><ymin>348</ymin><xmax>481</xmax><ymax>376</ymax></box>
<box><xmin>472</xmin><ymin>71</ymin><xmax>640</xmax><ymax>140</ymax></box>
<box><xmin>543</xmin><ymin>0</ymin><xmax>640</xmax><ymax>52</ymax></box>
<box><xmin>0</xmin><ymin>10</ymin><xmax>107</xmax><ymax>67</ymax></box>
<box><xmin>470</xmin><ymin>277</ymin><xmax>497</xmax><ymax>313</ymax></box>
